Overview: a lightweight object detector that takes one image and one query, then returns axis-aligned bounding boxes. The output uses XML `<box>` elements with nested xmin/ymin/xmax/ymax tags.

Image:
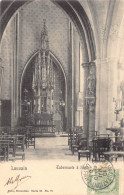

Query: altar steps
<box><xmin>35</xmin><ymin>132</ymin><xmax>56</xmax><ymax>137</ymax></box>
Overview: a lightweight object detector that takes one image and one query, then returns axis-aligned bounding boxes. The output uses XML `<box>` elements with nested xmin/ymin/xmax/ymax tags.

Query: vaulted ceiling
<box><xmin>0</xmin><ymin>0</ymin><xmax>96</xmax><ymax>61</ymax></box>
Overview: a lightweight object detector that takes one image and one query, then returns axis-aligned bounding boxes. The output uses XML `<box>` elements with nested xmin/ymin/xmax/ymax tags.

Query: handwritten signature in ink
<box><xmin>4</xmin><ymin>174</ymin><xmax>31</xmax><ymax>190</ymax></box>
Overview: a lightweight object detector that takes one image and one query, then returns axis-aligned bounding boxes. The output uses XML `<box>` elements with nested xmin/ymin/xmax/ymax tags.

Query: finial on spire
<box><xmin>41</xmin><ymin>19</ymin><xmax>49</xmax><ymax>51</ymax></box>
<box><xmin>42</xmin><ymin>19</ymin><xmax>47</xmax><ymax>35</ymax></box>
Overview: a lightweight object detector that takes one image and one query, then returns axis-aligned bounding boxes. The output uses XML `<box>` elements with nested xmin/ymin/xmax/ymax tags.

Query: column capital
<box><xmin>82</xmin><ymin>62</ymin><xmax>90</xmax><ymax>68</ymax></box>
<box><xmin>82</xmin><ymin>61</ymin><xmax>96</xmax><ymax>68</ymax></box>
<box><xmin>89</xmin><ymin>61</ymin><xmax>96</xmax><ymax>67</ymax></box>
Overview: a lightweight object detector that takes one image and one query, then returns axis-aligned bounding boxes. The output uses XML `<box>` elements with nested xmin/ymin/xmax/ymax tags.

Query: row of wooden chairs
<box><xmin>92</xmin><ymin>137</ymin><xmax>111</xmax><ymax>161</ymax></box>
<box><xmin>17</xmin><ymin>127</ymin><xmax>35</xmax><ymax>149</ymax></box>
<box><xmin>68</xmin><ymin>127</ymin><xmax>83</xmax><ymax>149</ymax></box>
<box><xmin>12</xmin><ymin>126</ymin><xmax>35</xmax><ymax>149</ymax></box>
<box><xmin>0</xmin><ymin>126</ymin><xmax>36</xmax><ymax>161</ymax></box>
<box><xmin>68</xmin><ymin>127</ymin><xmax>91</xmax><ymax>161</ymax></box>
<box><xmin>0</xmin><ymin>134</ymin><xmax>25</xmax><ymax>161</ymax></box>
<box><xmin>92</xmin><ymin>133</ymin><xmax>124</xmax><ymax>161</ymax></box>
<box><xmin>25</xmin><ymin>128</ymin><xmax>35</xmax><ymax>149</ymax></box>
<box><xmin>68</xmin><ymin>128</ymin><xmax>124</xmax><ymax>162</ymax></box>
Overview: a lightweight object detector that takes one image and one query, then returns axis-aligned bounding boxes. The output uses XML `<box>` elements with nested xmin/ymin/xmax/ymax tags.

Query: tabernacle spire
<box><xmin>41</xmin><ymin>19</ymin><xmax>49</xmax><ymax>51</ymax></box>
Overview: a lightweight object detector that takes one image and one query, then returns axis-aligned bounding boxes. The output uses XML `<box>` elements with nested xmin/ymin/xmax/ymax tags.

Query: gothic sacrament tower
<box><xmin>21</xmin><ymin>20</ymin><xmax>65</xmax><ymax>130</ymax></box>
<box><xmin>32</xmin><ymin>20</ymin><xmax>54</xmax><ymax>115</ymax></box>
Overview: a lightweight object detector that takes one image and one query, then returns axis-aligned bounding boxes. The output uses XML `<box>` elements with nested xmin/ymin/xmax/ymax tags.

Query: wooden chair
<box><xmin>71</xmin><ymin>139</ymin><xmax>79</xmax><ymax>155</ymax></box>
<box><xmin>78</xmin><ymin>139</ymin><xmax>91</xmax><ymax>161</ymax></box>
<box><xmin>68</xmin><ymin>129</ymin><xmax>77</xmax><ymax>150</ymax></box>
<box><xmin>0</xmin><ymin>138</ymin><xmax>15</xmax><ymax>161</ymax></box>
<box><xmin>103</xmin><ymin>140</ymin><xmax>124</xmax><ymax>161</ymax></box>
<box><xmin>71</xmin><ymin>127</ymin><xmax>84</xmax><ymax>155</ymax></box>
<box><xmin>14</xmin><ymin>147</ymin><xmax>25</xmax><ymax>161</ymax></box>
<box><xmin>25</xmin><ymin>127</ymin><xmax>35</xmax><ymax>149</ymax></box>
<box><xmin>71</xmin><ymin>136</ymin><xmax>84</xmax><ymax>155</ymax></box>
<box><xmin>113</xmin><ymin>140</ymin><xmax>124</xmax><ymax>151</ymax></box>
<box><xmin>0</xmin><ymin>141</ymin><xmax>9</xmax><ymax>161</ymax></box>
<box><xmin>68</xmin><ymin>127</ymin><xmax>84</xmax><ymax>152</ymax></box>
<box><xmin>15</xmin><ymin>135</ymin><xmax>25</xmax><ymax>151</ymax></box>
<box><xmin>14</xmin><ymin>135</ymin><xmax>25</xmax><ymax>161</ymax></box>
<box><xmin>1</xmin><ymin>136</ymin><xmax>16</xmax><ymax>160</ymax></box>
<box><xmin>0</xmin><ymin>134</ymin><xmax>25</xmax><ymax>161</ymax></box>
<box><xmin>0</xmin><ymin>145</ymin><xmax>6</xmax><ymax>161</ymax></box>
<box><xmin>92</xmin><ymin>138</ymin><xmax>111</xmax><ymax>161</ymax></box>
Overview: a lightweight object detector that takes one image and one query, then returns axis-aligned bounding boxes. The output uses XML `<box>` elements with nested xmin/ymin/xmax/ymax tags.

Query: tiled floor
<box><xmin>25</xmin><ymin>136</ymin><xmax>124</xmax><ymax>162</ymax></box>
<box><xmin>25</xmin><ymin>136</ymin><xmax>79</xmax><ymax>162</ymax></box>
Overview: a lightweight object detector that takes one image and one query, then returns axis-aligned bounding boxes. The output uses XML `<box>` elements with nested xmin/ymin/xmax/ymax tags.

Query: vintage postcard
<box><xmin>0</xmin><ymin>0</ymin><xmax>124</xmax><ymax>194</ymax></box>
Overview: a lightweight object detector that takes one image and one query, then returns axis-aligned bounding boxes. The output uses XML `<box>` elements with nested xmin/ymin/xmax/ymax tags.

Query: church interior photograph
<box><xmin>0</xmin><ymin>0</ymin><xmax>124</xmax><ymax>162</ymax></box>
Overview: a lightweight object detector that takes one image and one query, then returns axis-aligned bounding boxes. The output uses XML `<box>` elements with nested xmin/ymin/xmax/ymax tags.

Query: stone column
<box><xmin>82</xmin><ymin>62</ymin><xmax>96</xmax><ymax>146</ymax></box>
<box><xmin>73</xmin><ymin>30</ymin><xmax>80</xmax><ymax>127</ymax></box>
<box><xmin>0</xmin><ymin>58</ymin><xmax>4</xmax><ymax>126</ymax></box>
<box><xmin>87</xmin><ymin>62</ymin><xmax>96</xmax><ymax>145</ymax></box>
<box><xmin>11</xmin><ymin>14</ymin><xmax>19</xmax><ymax>128</ymax></box>
<box><xmin>67</xmin><ymin>22</ymin><xmax>74</xmax><ymax>130</ymax></box>
<box><xmin>96</xmin><ymin>59</ymin><xmax>111</xmax><ymax>133</ymax></box>
<box><xmin>82</xmin><ymin>62</ymin><xmax>90</xmax><ymax>139</ymax></box>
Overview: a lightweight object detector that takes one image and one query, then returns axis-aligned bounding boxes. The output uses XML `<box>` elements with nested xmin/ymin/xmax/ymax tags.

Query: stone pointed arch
<box><xmin>0</xmin><ymin>0</ymin><xmax>96</xmax><ymax>61</ymax></box>
<box><xmin>20</xmin><ymin>50</ymin><xmax>67</xmax><ymax>118</ymax></box>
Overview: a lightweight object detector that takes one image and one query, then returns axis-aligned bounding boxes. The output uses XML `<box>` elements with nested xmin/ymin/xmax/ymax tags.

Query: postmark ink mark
<box><xmin>81</xmin><ymin>161</ymin><xmax>115</xmax><ymax>190</ymax></box>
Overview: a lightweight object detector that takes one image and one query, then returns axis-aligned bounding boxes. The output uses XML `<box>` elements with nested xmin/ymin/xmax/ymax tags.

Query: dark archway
<box><xmin>20</xmin><ymin>50</ymin><xmax>67</xmax><ymax>132</ymax></box>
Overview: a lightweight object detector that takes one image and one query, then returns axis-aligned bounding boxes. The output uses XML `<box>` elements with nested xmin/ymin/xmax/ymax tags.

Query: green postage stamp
<box><xmin>81</xmin><ymin>161</ymin><xmax>119</xmax><ymax>195</ymax></box>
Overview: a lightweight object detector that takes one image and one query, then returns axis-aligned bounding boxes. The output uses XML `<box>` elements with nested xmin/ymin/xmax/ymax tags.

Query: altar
<box><xmin>34</xmin><ymin>113</ymin><xmax>56</xmax><ymax>137</ymax></box>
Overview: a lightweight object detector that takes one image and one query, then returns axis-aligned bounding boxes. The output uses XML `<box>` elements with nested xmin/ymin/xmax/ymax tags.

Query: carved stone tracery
<box><xmin>86</xmin><ymin>98</ymin><xmax>96</xmax><ymax>112</ymax></box>
<box><xmin>82</xmin><ymin>61</ymin><xmax>96</xmax><ymax>146</ymax></box>
<box><xmin>82</xmin><ymin>61</ymin><xmax>96</xmax><ymax>112</ymax></box>
<box><xmin>32</xmin><ymin>20</ymin><xmax>54</xmax><ymax>116</ymax></box>
<box><xmin>87</xmin><ymin>63</ymin><xmax>96</xmax><ymax>97</ymax></box>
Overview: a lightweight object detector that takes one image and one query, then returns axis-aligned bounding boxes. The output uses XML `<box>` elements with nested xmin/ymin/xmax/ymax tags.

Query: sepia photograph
<box><xmin>0</xmin><ymin>0</ymin><xmax>124</xmax><ymax>194</ymax></box>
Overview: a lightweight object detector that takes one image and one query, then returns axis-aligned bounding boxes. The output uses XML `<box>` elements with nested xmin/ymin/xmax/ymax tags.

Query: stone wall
<box><xmin>1</xmin><ymin>0</ymin><xmax>69</xmax><ymax>100</ymax></box>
